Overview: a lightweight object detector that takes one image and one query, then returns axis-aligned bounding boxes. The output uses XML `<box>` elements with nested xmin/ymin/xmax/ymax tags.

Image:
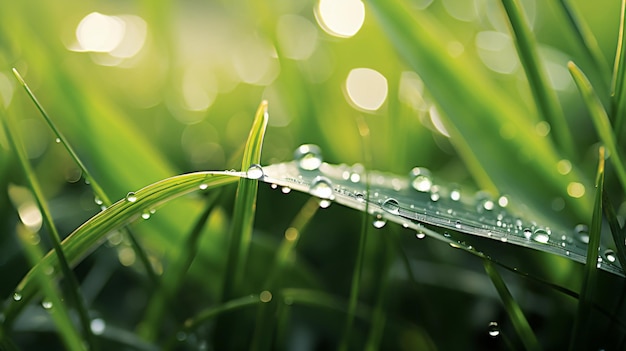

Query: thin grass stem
<box><xmin>611</xmin><ymin>0</ymin><xmax>626</xmax><ymax>140</ymax></box>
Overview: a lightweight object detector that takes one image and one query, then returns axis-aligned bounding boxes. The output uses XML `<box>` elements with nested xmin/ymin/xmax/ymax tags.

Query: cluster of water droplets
<box><xmin>239</xmin><ymin>144</ymin><xmax>624</xmax><ymax>277</ymax></box>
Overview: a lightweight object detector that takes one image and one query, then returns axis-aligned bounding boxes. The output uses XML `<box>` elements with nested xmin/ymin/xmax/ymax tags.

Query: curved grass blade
<box><xmin>570</xmin><ymin>147</ymin><xmax>605</xmax><ymax>350</ymax></box>
<box><xmin>1</xmin><ymin>108</ymin><xmax>94</xmax><ymax>347</ymax></box>
<box><xmin>569</xmin><ymin>62</ymin><xmax>626</xmax><ymax>192</ymax></box>
<box><xmin>2</xmin><ymin>171</ymin><xmax>239</xmax><ymax>326</ymax></box>
<box><xmin>612</xmin><ymin>0</ymin><xmax>626</xmax><ymax>140</ymax></box>
<box><xmin>500</xmin><ymin>0</ymin><xmax>576</xmax><ymax>160</ymax></box>
<box><xmin>16</xmin><ymin>226</ymin><xmax>86</xmax><ymax>351</ymax></box>
<box><xmin>483</xmin><ymin>260</ymin><xmax>540</xmax><ymax>351</ymax></box>
<box><xmin>11</xmin><ymin>68</ymin><xmax>159</xmax><ymax>287</ymax></box>
<box><xmin>247</xmin><ymin>157</ymin><xmax>624</xmax><ymax>277</ymax></box>
<box><xmin>221</xmin><ymin>100</ymin><xmax>268</xmax><ymax>300</ymax></box>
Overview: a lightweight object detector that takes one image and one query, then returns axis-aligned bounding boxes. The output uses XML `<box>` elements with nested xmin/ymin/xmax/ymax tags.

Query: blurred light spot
<box><xmin>498</xmin><ymin>195</ymin><xmax>509</xmax><ymax>207</ymax></box>
<box><xmin>260</xmin><ymin>290</ymin><xmax>273</xmax><ymax>302</ymax></box>
<box><xmin>118</xmin><ymin>246</ymin><xmax>136</xmax><ymax>266</ymax></box>
<box><xmin>233</xmin><ymin>37</ymin><xmax>280</xmax><ymax>86</ymax></box>
<box><xmin>557</xmin><ymin>159</ymin><xmax>572</xmax><ymax>175</ymax></box>
<box><xmin>447</xmin><ymin>41</ymin><xmax>464</xmax><ymax>57</ymax></box>
<box><xmin>443</xmin><ymin>0</ymin><xmax>478</xmax><ymax>22</ymax></box>
<box><xmin>345</xmin><ymin>68</ymin><xmax>388</xmax><ymax>111</ymax></box>
<box><xmin>285</xmin><ymin>227</ymin><xmax>298</xmax><ymax>241</ymax></box>
<box><xmin>399</xmin><ymin>71</ymin><xmax>427</xmax><ymax>111</ymax></box>
<box><xmin>276</xmin><ymin>15</ymin><xmax>318</xmax><ymax>60</ymax></box>
<box><xmin>414</xmin><ymin>0</ymin><xmax>434</xmax><ymax>10</ymax></box>
<box><xmin>429</xmin><ymin>105</ymin><xmax>450</xmax><ymax>137</ymax></box>
<box><xmin>535</xmin><ymin>121</ymin><xmax>550</xmax><ymax>136</ymax></box>
<box><xmin>8</xmin><ymin>184</ymin><xmax>43</xmax><ymax>232</ymax></box>
<box><xmin>18</xmin><ymin>118</ymin><xmax>49</xmax><ymax>159</ymax></box>
<box><xmin>73</xmin><ymin>12</ymin><xmax>146</xmax><ymax>60</ymax></box>
<box><xmin>476</xmin><ymin>31</ymin><xmax>519</xmax><ymax>74</ymax></box>
<box><xmin>0</xmin><ymin>72</ymin><xmax>14</xmax><ymax>108</ymax></box>
<box><xmin>181</xmin><ymin>68</ymin><xmax>217</xmax><ymax>112</ymax></box>
<box><xmin>90</xmin><ymin>319</ymin><xmax>106</xmax><ymax>335</ymax></box>
<box><xmin>567</xmin><ymin>182</ymin><xmax>585</xmax><ymax>198</ymax></box>
<box><xmin>315</xmin><ymin>0</ymin><xmax>365</xmax><ymax>38</ymax></box>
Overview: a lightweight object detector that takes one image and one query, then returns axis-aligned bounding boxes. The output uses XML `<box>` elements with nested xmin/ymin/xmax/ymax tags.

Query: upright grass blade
<box><xmin>483</xmin><ymin>260</ymin><xmax>540</xmax><ymax>351</ymax></box>
<box><xmin>364</xmin><ymin>232</ymin><xmax>393</xmax><ymax>351</ymax></box>
<box><xmin>500</xmin><ymin>0</ymin><xmax>576</xmax><ymax>160</ymax></box>
<box><xmin>569</xmin><ymin>147</ymin><xmax>605</xmax><ymax>350</ymax></box>
<box><xmin>602</xmin><ymin>193</ymin><xmax>626</xmax><ymax>273</ymax></box>
<box><xmin>137</xmin><ymin>191</ymin><xmax>221</xmax><ymax>341</ymax></box>
<box><xmin>12</xmin><ymin>68</ymin><xmax>159</xmax><ymax>287</ymax></box>
<box><xmin>556</xmin><ymin>0</ymin><xmax>611</xmax><ymax>88</ymax></box>
<box><xmin>2</xmin><ymin>171</ymin><xmax>238</xmax><ymax>326</ymax></box>
<box><xmin>569</xmin><ymin>62</ymin><xmax>626</xmax><ymax>192</ymax></box>
<box><xmin>221</xmin><ymin>100</ymin><xmax>268</xmax><ymax>300</ymax></box>
<box><xmin>16</xmin><ymin>226</ymin><xmax>86</xmax><ymax>351</ymax></box>
<box><xmin>612</xmin><ymin>0</ymin><xmax>626</xmax><ymax>140</ymax></box>
<box><xmin>0</xmin><ymin>108</ymin><xmax>95</xmax><ymax>348</ymax></box>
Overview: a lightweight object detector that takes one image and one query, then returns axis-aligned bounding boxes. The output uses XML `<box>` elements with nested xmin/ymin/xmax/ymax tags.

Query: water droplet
<box><xmin>416</xmin><ymin>232</ymin><xmax>426</xmax><ymax>239</ymax></box>
<box><xmin>498</xmin><ymin>195</ymin><xmax>509</xmax><ymax>207</ymax></box>
<box><xmin>531</xmin><ymin>228</ymin><xmax>550</xmax><ymax>244</ymax></box>
<box><xmin>454</xmin><ymin>220</ymin><xmax>462</xmax><ymax>229</ymax></box>
<box><xmin>309</xmin><ymin>176</ymin><xmax>334</xmax><ymax>200</ymax></box>
<box><xmin>199</xmin><ymin>183</ymin><xmax>208</xmax><ymax>190</ymax></box>
<box><xmin>450</xmin><ymin>189</ymin><xmax>461</xmax><ymax>201</ymax></box>
<box><xmin>319</xmin><ymin>199</ymin><xmax>332</xmax><ymax>208</ymax></box>
<box><xmin>372</xmin><ymin>212</ymin><xmax>387</xmax><ymax>228</ymax></box>
<box><xmin>42</xmin><ymin>300</ymin><xmax>53</xmax><ymax>310</ymax></box>
<box><xmin>281</xmin><ymin>186</ymin><xmax>292</xmax><ymax>194</ymax></box>
<box><xmin>575</xmin><ymin>224</ymin><xmax>589</xmax><ymax>244</ymax></box>
<box><xmin>13</xmin><ymin>292</ymin><xmax>22</xmax><ymax>301</ymax></box>
<box><xmin>443</xmin><ymin>232</ymin><xmax>451</xmax><ymax>238</ymax></box>
<box><xmin>270</xmin><ymin>183</ymin><xmax>278</xmax><ymax>189</ymax></box>
<box><xmin>355</xmin><ymin>193</ymin><xmax>366</xmax><ymax>202</ymax></box>
<box><xmin>294</xmin><ymin>144</ymin><xmax>323</xmax><ymax>171</ymax></box>
<box><xmin>475</xmin><ymin>192</ymin><xmax>494</xmax><ymax>212</ymax></box>
<box><xmin>94</xmin><ymin>195</ymin><xmax>103</xmax><ymax>206</ymax></box>
<box><xmin>126</xmin><ymin>192</ymin><xmax>138</xmax><ymax>203</ymax></box>
<box><xmin>141</xmin><ymin>211</ymin><xmax>151</xmax><ymax>220</ymax></box>
<box><xmin>55</xmin><ymin>137</ymin><xmax>61</xmax><ymax>143</ymax></box>
<box><xmin>246</xmin><ymin>164</ymin><xmax>265</xmax><ymax>179</ymax></box>
<box><xmin>488</xmin><ymin>322</ymin><xmax>500</xmax><ymax>337</ymax></box>
<box><xmin>90</xmin><ymin>318</ymin><xmax>106</xmax><ymax>335</ymax></box>
<box><xmin>523</xmin><ymin>228</ymin><xmax>532</xmax><ymax>240</ymax></box>
<box><xmin>604</xmin><ymin>249</ymin><xmax>617</xmax><ymax>263</ymax></box>
<box><xmin>382</xmin><ymin>198</ymin><xmax>400</xmax><ymax>215</ymax></box>
<box><xmin>410</xmin><ymin>167</ymin><xmax>433</xmax><ymax>192</ymax></box>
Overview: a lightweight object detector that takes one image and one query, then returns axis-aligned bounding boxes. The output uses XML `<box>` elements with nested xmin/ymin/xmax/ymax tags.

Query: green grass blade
<box><xmin>612</xmin><ymin>0</ymin><xmax>626</xmax><ymax>139</ymax></box>
<box><xmin>602</xmin><ymin>192</ymin><xmax>626</xmax><ymax>273</ymax></box>
<box><xmin>2</xmin><ymin>171</ymin><xmax>238</xmax><ymax>325</ymax></box>
<box><xmin>137</xmin><ymin>191</ymin><xmax>221</xmax><ymax>341</ymax></box>
<box><xmin>221</xmin><ymin>100</ymin><xmax>268</xmax><ymax>300</ymax></box>
<box><xmin>12</xmin><ymin>68</ymin><xmax>160</xmax><ymax>287</ymax></box>
<box><xmin>483</xmin><ymin>260</ymin><xmax>540</xmax><ymax>351</ymax></box>
<box><xmin>569</xmin><ymin>62</ymin><xmax>626</xmax><ymax>192</ymax></box>
<box><xmin>500</xmin><ymin>0</ymin><xmax>576</xmax><ymax>159</ymax></box>
<box><xmin>556</xmin><ymin>0</ymin><xmax>611</xmax><ymax>88</ymax></box>
<box><xmin>1</xmin><ymin>108</ymin><xmax>94</xmax><ymax>347</ymax></box>
<box><xmin>16</xmin><ymin>226</ymin><xmax>86</xmax><ymax>351</ymax></box>
<box><xmin>569</xmin><ymin>147</ymin><xmax>605</xmax><ymax>350</ymax></box>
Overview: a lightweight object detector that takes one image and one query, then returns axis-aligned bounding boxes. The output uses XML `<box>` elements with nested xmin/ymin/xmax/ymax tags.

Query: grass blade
<box><xmin>2</xmin><ymin>171</ymin><xmax>238</xmax><ymax>325</ymax></box>
<box><xmin>1</xmin><ymin>108</ymin><xmax>94</xmax><ymax>347</ymax></box>
<box><xmin>483</xmin><ymin>260</ymin><xmax>540</xmax><ymax>351</ymax></box>
<box><xmin>221</xmin><ymin>100</ymin><xmax>268</xmax><ymax>300</ymax></box>
<box><xmin>16</xmin><ymin>226</ymin><xmax>86</xmax><ymax>351</ymax></box>
<box><xmin>12</xmin><ymin>68</ymin><xmax>160</xmax><ymax>287</ymax></box>
<box><xmin>569</xmin><ymin>62</ymin><xmax>626</xmax><ymax>192</ymax></box>
<box><xmin>556</xmin><ymin>0</ymin><xmax>611</xmax><ymax>88</ymax></box>
<box><xmin>612</xmin><ymin>0</ymin><xmax>626</xmax><ymax>140</ymax></box>
<box><xmin>602</xmin><ymin>193</ymin><xmax>626</xmax><ymax>273</ymax></box>
<box><xmin>569</xmin><ymin>147</ymin><xmax>605</xmax><ymax>350</ymax></box>
<box><xmin>500</xmin><ymin>0</ymin><xmax>576</xmax><ymax>159</ymax></box>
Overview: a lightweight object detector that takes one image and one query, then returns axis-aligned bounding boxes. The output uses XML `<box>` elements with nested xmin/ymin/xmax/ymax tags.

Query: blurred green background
<box><xmin>1</xmin><ymin>0</ymin><xmax>625</xmax><ymax>349</ymax></box>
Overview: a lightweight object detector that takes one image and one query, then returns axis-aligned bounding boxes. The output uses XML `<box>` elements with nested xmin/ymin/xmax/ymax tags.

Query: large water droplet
<box><xmin>372</xmin><ymin>212</ymin><xmax>387</xmax><ymax>228</ymax></box>
<box><xmin>382</xmin><ymin>198</ymin><xmax>400</xmax><ymax>215</ymax></box>
<box><xmin>410</xmin><ymin>167</ymin><xmax>433</xmax><ymax>192</ymax></box>
<box><xmin>355</xmin><ymin>193</ymin><xmax>366</xmax><ymax>202</ymax></box>
<box><xmin>126</xmin><ymin>192</ymin><xmax>138</xmax><ymax>203</ymax></box>
<box><xmin>488</xmin><ymin>322</ymin><xmax>500</xmax><ymax>337</ymax></box>
<box><xmin>90</xmin><ymin>318</ymin><xmax>106</xmax><ymax>335</ymax></box>
<box><xmin>575</xmin><ymin>224</ymin><xmax>589</xmax><ymax>244</ymax></box>
<box><xmin>246</xmin><ymin>164</ymin><xmax>265</xmax><ymax>179</ymax></box>
<box><xmin>604</xmin><ymin>249</ymin><xmax>617</xmax><ymax>263</ymax></box>
<box><xmin>531</xmin><ymin>228</ymin><xmax>550</xmax><ymax>244</ymax></box>
<box><xmin>295</xmin><ymin>144</ymin><xmax>323</xmax><ymax>171</ymax></box>
<box><xmin>309</xmin><ymin>176</ymin><xmax>334</xmax><ymax>200</ymax></box>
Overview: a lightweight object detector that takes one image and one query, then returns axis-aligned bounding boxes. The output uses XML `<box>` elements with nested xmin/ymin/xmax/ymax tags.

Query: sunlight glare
<box><xmin>345</xmin><ymin>68</ymin><xmax>388</xmax><ymax>111</ymax></box>
<box><xmin>315</xmin><ymin>0</ymin><xmax>365</xmax><ymax>38</ymax></box>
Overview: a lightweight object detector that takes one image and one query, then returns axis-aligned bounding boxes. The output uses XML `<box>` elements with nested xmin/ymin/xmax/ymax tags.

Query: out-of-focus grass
<box><xmin>1</xmin><ymin>0</ymin><xmax>626</xmax><ymax>349</ymax></box>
